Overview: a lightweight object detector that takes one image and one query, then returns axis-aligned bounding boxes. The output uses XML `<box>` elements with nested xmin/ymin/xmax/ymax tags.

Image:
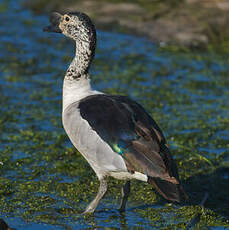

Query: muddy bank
<box><xmin>24</xmin><ymin>0</ymin><xmax>229</xmax><ymax>48</ymax></box>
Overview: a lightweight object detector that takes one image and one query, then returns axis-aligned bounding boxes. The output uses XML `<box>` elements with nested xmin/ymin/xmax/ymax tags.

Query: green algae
<box><xmin>1</xmin><ymin>48</ymin><xmax>229</xmax><ymax>228</ymax></box>
<box><xmin>0</xmin><ymin>1</ymin><xmax>229</xmax><ymax>229</ymax></box>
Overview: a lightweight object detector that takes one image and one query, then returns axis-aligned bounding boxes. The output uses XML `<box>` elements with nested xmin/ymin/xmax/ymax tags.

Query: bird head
<box><xmin>43</xmin><ymin>12</ymin><xmax>96</xmax><ymax>44</ymax></box>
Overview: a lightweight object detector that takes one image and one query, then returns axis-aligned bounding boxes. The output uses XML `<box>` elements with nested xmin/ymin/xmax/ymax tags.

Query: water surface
<box><xmin>0</xmin><ymin>0</ymin><xmax>229</xmax><ymax>229</ymax></box>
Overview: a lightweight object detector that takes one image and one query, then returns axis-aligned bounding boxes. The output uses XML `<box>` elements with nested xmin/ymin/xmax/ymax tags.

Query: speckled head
<box><xmin>43</xmin><ymin>12</ymin><xmax>96</xmax><ymax>45</ymax></box>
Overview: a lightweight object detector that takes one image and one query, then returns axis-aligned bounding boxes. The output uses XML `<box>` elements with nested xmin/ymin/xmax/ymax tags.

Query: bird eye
<box><xmin>65</xmin><ymin>16</ymin><xmax>70</xmax><ymax>21</ymax></box>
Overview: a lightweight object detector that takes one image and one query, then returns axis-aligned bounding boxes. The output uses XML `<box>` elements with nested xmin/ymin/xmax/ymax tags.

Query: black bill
<box><xmin>43</xmin><ymin>12</ymin><xmax>62</xmax><ymax>33</ymax></box>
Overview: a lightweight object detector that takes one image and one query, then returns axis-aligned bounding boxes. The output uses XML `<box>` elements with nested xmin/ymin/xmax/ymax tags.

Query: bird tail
<box><xmin>148</xmin><ymin>176</ymin><xmax>188</xmax><ymax>202</ymax></box>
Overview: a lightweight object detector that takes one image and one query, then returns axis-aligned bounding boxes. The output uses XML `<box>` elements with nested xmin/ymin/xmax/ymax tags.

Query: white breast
<box><xmin>62</xmin><ymin>76</ymin><xmax>97</xmax><ymax>112</ymax></box>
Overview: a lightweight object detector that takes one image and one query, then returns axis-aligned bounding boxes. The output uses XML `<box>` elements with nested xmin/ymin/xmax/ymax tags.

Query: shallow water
<box><xmin>0</xmin><ymin>0</ymin><xmax>229</xmax><ymax>229</ymax></box>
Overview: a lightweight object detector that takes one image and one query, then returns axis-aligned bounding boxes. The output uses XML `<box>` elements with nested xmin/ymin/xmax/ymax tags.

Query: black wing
<box><xmin>79</xmin><ymin>94</ymin><xmax>186</xmax><ymax>202</ymax></box>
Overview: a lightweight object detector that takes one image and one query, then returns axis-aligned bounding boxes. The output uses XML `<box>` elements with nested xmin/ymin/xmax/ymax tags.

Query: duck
<box><xmin>43</xmin><ymin>12</ymin><xmax>186</xmax><ymax>214</ymax></box>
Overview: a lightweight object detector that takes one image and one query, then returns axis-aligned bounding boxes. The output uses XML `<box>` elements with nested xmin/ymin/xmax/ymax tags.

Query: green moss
<box><xmin>0</xmin><ymin>2</ymin><xmax>229</xmax><ymax>229</ymax></box>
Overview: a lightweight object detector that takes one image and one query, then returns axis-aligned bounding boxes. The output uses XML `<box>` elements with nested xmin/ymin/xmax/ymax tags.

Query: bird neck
<box><xmin>63</xmin><ymin>39</ymin><xmax>96</xmax><ymax>111</ymax></box>
<box><xmin>65</xmin><ymin>40</ymin><xmax>95</xmax><ymax>81</ymax></box>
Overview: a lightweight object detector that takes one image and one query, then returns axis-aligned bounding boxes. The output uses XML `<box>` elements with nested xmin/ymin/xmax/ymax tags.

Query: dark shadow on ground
<box><xmin>183</xmin><ymin>166</ymin><xmax>229</xmax><ymax>219</ymax></box>
<box><xmin>125</xmin><ymin>166</ymin><xmax>229</xmax><ymax>227</ymax></box>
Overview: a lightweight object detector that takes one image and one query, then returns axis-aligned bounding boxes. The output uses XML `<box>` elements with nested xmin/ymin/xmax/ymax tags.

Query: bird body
<box><xmin>62</xmin><ymin>76</ymin><xmax>149</xmax><ymax>181</ymax></box>
<box><xmin>43</xmin><ymin>11</ymin><xmax>186</xmax><ymax>214</ymax></box>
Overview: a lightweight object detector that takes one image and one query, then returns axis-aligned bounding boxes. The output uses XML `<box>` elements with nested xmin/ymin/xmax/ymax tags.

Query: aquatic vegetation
<box><xmin>0</xmin><ymin>0</ymin><xmax>228</xmax><ymax>229</ymax></box>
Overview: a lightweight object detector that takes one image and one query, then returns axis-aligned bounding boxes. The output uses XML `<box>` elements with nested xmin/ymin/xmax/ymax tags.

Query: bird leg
<box><xmin>83</xmin><ymin>178</ymin><xmax>107</xmax><ymax>214</ymax></box>
<box><xmin>119</xmin><ymin>180</ymin><xmax>130</xmax><ymax>212</ymax></box>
